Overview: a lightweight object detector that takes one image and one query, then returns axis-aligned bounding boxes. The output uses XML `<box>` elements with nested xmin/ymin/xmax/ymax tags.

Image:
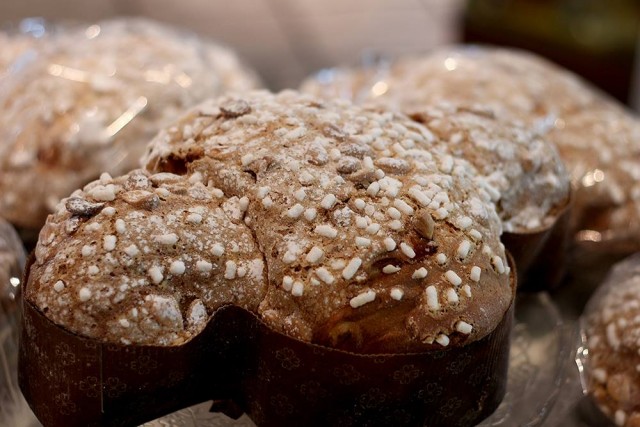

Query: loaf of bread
<box><xmin>0</xmin><ymin>18</ymin><xmax>261</xmax><ymax>232</ymax></box>
<box><xmin>27</xmin><ymin>90</ymin><xmax>514</xmax><ymax>354</ymax></box>
<box><xmin>301</xmin><ymin>47</ymin><xmax>636</xmax><ymax>243</ymax></box>
<box><xmin>584</xmin><ymin>254</ymin><xmax>640</xmax><ymax>427</ymax></box>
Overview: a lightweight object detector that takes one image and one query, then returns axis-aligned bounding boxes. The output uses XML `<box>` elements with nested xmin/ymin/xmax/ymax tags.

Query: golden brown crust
<box><xmin>0</xmin><ymin>18</ymin><xmax>261</xmax><ymax>230</ymax></box>
<box><xmin>142</xmin><ymin>90</ymin><xmax>512</xmax><ymax>351</ymax></box>
<box><xmin>27</xmin><ymin>170</ymin><xmax>266</xmax><ymax>346</ymax></box>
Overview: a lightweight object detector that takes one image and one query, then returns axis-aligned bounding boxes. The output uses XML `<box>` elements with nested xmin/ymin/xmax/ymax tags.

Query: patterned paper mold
<box><xmin>0</xmin><ymin>18</ymin><xmax>261</xmax><ymax>232</ymax></box>
<box><xmin>143</xmin><ymin>290</ymin><xmax>570</xmax><ymax>427</ymax></box>
<box><xmin>21</xmin><ymin>269</ymin><xmax>514</xmax><ymax>427</ymax></box>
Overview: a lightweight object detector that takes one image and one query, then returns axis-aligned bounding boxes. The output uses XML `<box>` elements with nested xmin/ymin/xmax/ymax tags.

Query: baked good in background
<box><xmin>22</xmin><ymin>91</ymin><xmax>515</xmax><ymax>426</ymax></box>
<box><xmin>302</xmin><ymin>58</ymin><xmax>574</xmax><ymax>288</ymax></box>
<box><xmin>300</xmin><ymin>47</ymin><xmax>602</xmax><ymax>126</ymax></box>
<box><xmin>583</xmin><ymin>253</ymin><xmax>640</xmax><ymax>427</ymax></box>
<box><xmin>300</xmin><ymin>47</ymin><xmax>640</xmax><ymax>257</ymax></box>
<box><xmin>0</xmin><ymin>18</ymin><xmax>261</xmax><ymax>235</ymax></box>
<box><xmin>300</xmin><ymin>46</ymin><xmax>640</xmax><ymax>293</ymax></box>
<box><xmin>406</xmin><ymin>103</ymin><xmax>569</xmax><ymax>236</ymax></box>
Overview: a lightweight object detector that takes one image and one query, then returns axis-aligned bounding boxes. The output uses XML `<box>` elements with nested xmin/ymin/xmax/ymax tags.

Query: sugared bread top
<box><xmin>408</xmin><ymin>103</ymin><xmax>569</xmax><ymax>233</ymax></box>
<box><xmin>28</xmin><ymin>90</ymin><xmax>513</xmax><ymax>354</ymax></box>
<box><xmin>302</xmin><ymin>48</ymin><xmax>576</xmax><ymax>233</ymax></box>
<box><xmin>29</xmin><ymin>170</ymin><xmax>265</xmax><ymax>346</ymax></box>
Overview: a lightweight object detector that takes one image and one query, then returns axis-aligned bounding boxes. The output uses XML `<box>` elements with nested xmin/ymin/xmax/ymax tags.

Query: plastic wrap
<box><xmin>0</xmin><ymin>18</ymin><xmax>261</xmax><ymax>237</ymax></box>
<box><xmin>480</xmin><ymin>292</ymin><xmax>574</xmax><ymax>426</ymax></box>
<box><xmin>0</xmin><ymin>218</ymin><xmax>36</xmax><ymax>427</ymax></box>
<box><xmin>20</xmin><ymin>255</ymin><xmax>515</xmax><ymax>427</ymax></box>
<box><xmin>577</xmin><ymin>253</ymin><xmax>640</xmax><ymax>427</ymax></box>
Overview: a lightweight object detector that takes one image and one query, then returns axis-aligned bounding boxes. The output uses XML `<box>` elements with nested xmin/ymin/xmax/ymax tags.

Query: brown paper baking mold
<box><xmin>19</xmin><ymin>255</ymin><xmax>515</xmax><ymax>427</ymax></box>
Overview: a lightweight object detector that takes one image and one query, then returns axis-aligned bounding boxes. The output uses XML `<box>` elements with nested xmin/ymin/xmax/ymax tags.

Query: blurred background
<box><xmin>0</xmin><ymin>0</ymin><xmax>464</xmax><ymax>90</ymax></box>
<box><xmin>2</xmin><ymin>0</ymin><xmax>640</xmax><ymax>107</ymax></box>
<box><xmin>2</xmin><ymin>1</ymin><xmax>640</xmax><ymax>426</ymax></box>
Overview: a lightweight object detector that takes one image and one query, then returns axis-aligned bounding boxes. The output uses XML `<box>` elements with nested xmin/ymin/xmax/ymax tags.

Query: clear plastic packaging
<box><xmin>0</xmin><ymin>18</ymin><xmax>261</xmax><ymax>234</ymax></box>
<box><xmin>0</xmin><ymin>218</ymin><xmax>36</xmax><ymax>427</ymax></box>
<box><xmin>479</xmin><ymin>293</ymin><xmax>574</xmax><ymax>426</ymax></box>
